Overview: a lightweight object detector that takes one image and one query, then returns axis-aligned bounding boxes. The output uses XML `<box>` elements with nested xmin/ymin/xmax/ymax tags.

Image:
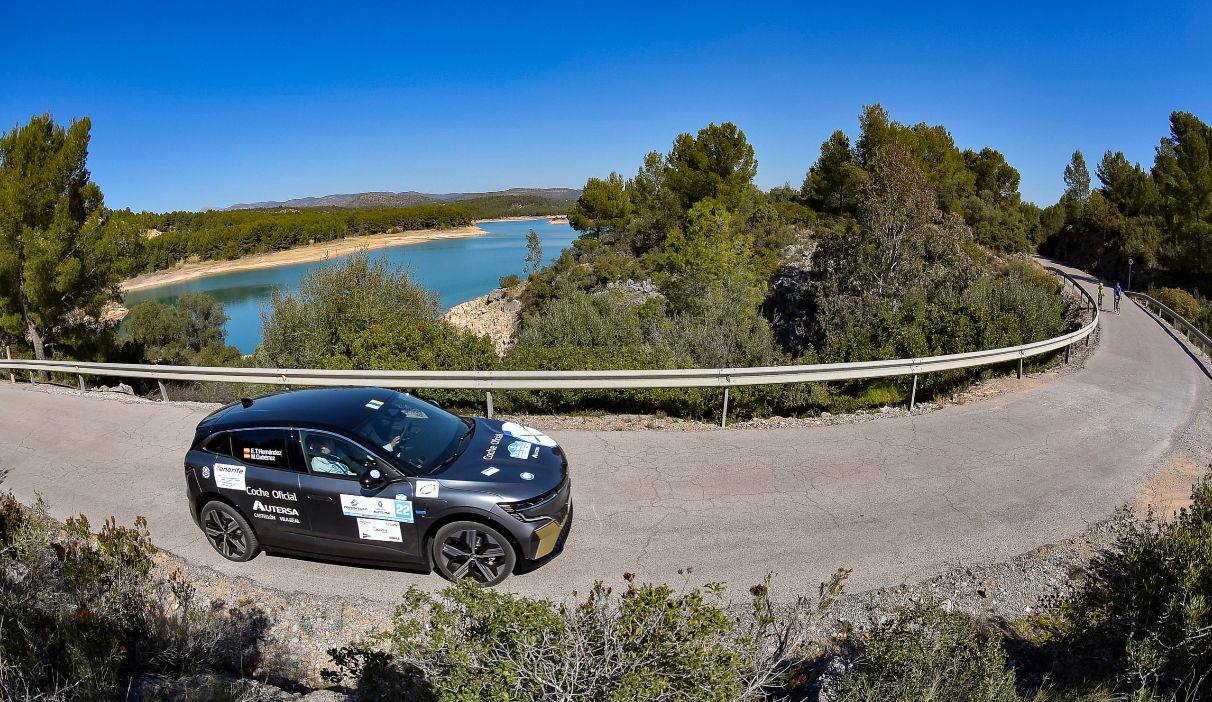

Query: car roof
<box><xmin>199</xmin><ymin>387</ymin><xmax>398</xmax><ymax>434</ymax></box>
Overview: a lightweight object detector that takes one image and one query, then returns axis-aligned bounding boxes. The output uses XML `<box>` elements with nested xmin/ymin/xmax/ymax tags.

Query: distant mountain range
<box><xmin>227</xmin><ymin>187</ymin><xmax>582</xmax><ymax>211</ymax></box>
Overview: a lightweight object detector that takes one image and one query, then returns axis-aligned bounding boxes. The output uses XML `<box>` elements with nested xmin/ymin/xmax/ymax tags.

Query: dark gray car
<box><xmin>183</xmin><ymin>387</ymin><xmax>572</xmax><ymax>586</ymax></box>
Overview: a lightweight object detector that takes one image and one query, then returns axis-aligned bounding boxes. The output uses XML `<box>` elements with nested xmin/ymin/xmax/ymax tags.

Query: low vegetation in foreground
<box><xmin>5</xmin><ymin>469</ymin><xmax>1210</xmax><ymax>701</ymax></box>
<box><xmin>0</xmin><ymin>494</ymin><xmax>269</xmax><ymax>701</ymax></box>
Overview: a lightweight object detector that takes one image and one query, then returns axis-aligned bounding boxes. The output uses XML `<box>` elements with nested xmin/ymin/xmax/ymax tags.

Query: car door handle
<box><xmin>307</xmin><ymin>495</ymin><xmax>333</xmax><ymax>502</ymax></box>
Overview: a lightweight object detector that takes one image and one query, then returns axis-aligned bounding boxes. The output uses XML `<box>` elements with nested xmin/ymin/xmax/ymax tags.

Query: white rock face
<box><xmin>443</xmin><ymin>285</ymin><xmax>525</xmax><ymax>357</ymax></box>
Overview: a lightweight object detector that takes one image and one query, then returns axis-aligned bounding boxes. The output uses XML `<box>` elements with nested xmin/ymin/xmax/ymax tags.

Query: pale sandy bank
<box><xmin>121</xmin><ymin>224</ymin><xmax>486</xmax><ymax>293</ymax></box>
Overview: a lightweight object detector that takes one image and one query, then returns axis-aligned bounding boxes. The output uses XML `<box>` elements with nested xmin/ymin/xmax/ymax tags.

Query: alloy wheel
<box><xmin>203</xmin><ymin>509</ymin><xmax>248</xmax><ymax>559</ymax></box>
<box><xmin>440</xmin><ymin>528</ymin><xmax>507</xmax><ymax>583</ymax></box>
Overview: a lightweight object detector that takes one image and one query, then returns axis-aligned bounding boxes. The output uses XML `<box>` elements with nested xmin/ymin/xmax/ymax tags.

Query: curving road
<box><xmin>1</xmin><ymin>263</ymin><xmax>1208</xmax><ymax>603</ymax></box>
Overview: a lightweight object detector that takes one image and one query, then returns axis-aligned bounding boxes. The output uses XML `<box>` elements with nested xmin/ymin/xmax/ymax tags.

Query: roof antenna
<box><xmin>240</xmin><ymin>397</ymin><xmax>255</xmax><ymax>408</ymax></box>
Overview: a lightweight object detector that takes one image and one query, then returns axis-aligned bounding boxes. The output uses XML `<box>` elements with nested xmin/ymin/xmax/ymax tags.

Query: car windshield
<box><xmin>350</xmin><ymin>391</ymin><xmax>470</xmax><ymax>475</ymax></box>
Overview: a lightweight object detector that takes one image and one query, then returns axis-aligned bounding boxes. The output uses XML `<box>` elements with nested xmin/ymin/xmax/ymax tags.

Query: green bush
<box><xmin>830</xmin><ymin>602</ymin><xmax>1019</xmax><ymax>702</ymax></box>
<box><xmin>123</xmin><ymin>292</ymin><xmax>242</xmax><ymax>366</ymax></box>
<box><xmin>326</xmin><ymin>571</ymin><xmax>848</xmax><ymax>702</ymax></box>
<box><xmin>0</xmin><ymin>494</ymin><xmax>269</xmax><ymax>700</ymax></box>
<box><xmin>257</xmin><ymin>252</ymin><xmax>494</xmax><ymax>372</ymax></box>
<box><xmin>1038</xmin><ymin>470</ymin><xmax>1212</xmax><ymax>699</ymax></box>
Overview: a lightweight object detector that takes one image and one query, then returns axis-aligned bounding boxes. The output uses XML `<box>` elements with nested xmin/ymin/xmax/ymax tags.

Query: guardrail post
<box><xmin>485</xmin><ymin>391</ymin><xmax>494</xmax><ymax>418</ymax></box>
<box><xmin>1065</xmin><ymin>344</ymin><xmax>1071</xmax><ymax>364</ymax></box>
<box><xmin>721</xmin><ymin>387</ymin><xmax>730</xmax><ymax>428</ymax></box>
<box><xmin>77</xmin><ymin>374</ymin><xmax>85</xmax><ymax>391</ymax></box>
<box><xmin>909</xmin><ymin>374</ymin><xmax>918</xmax><ymax>411</ymax></box>
<box><xmin>28</xmin><ymin>370</ymin><xmax>35</xmax><ymax>385</ymax></box>
<box><xmin>1018</xmin><ymin>355</ymin><xmax>1024</xmax><ymax>380</ymax></box>
<box><xmin>4</xmin><ymin>345</ymin><xmax>13</xmax><ymax>384</ymax></box>
<box><xmin>157</xmin><ymin>381</ymin><xmax>169</xmax><ymax>402</ymax></box>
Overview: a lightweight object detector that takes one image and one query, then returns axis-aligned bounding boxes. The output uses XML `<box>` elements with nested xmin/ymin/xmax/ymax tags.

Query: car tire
<box><xmin>431</xmin><ymin>520</ymin><xmax>516</xmax><ymax>587</ymax></box>
<box><xmin>200</xmin><ymin>501</ymin><xmax>260</xmax><ymax>562</ymax></box>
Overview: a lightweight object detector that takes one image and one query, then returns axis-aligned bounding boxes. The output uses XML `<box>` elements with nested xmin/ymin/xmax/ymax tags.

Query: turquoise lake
<box><xmin>123</xmin><ymin>218</ymin><xmax>577</xmax><ymax>353</ymax></box>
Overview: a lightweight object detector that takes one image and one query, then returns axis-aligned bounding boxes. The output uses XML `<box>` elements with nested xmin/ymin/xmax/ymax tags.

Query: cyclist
<box><xmin>1113</xmin><ymin>282</ymin><xmax>1123</xmax><ymax>313</ymax></box>
<box><xmin>1097</xmin><ymin>282</ymin><xmax>1105</xmax><ymax>309</ymax></box>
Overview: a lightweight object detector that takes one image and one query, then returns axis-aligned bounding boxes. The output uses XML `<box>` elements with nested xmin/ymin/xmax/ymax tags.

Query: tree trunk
<box><xmin>18</xmin><ymin>291</ymin><xmax>47</xmax><ymax>381</ymax></box>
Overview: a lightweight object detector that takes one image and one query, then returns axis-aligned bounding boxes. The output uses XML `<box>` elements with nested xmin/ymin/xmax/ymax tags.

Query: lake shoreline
<box><xmin>121</xmin><ymin>215</ymin><xmax>571</xmax><ymax>293</ymax></box>
<box><xmin>120</xmin><ymin>223</ymin><xmax>492</xmax><ymax>293</ymax></box>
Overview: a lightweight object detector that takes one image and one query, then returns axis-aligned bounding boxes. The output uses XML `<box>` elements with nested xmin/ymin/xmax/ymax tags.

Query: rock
<box><xmin>444</xmin><ymin>283</ymin><xmax>526</xmax><ymax>357</ymax></box>
<box><xmin>94</xmin><ymin>382</ymin><xmax>135</xmax><ymax>395</ymax></box>
<box><xmin>766</xmin><ymin>237</ymin><xmax>819</xmax><ymax>356</ymax></box>
<box><xmin>603</xmin><ymin>278</ymin><xmax>663</xmax><ymax>305</ymax></box>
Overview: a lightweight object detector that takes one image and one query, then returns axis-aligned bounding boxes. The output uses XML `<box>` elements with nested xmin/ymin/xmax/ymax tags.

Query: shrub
<box><xmin>257</xmin><ymin>252</ymin><xmax>493</xmax><ymax>373</ymax></box>
<box><xmin>829</xmin><ymin>602</ymin><xmax>1019</xmax><ymax>702</ymax></box>
<box><xmin>124</xmin><ymin>292</ymin><xmax>242</xmax><ymax>366</ymax></box>
<box><xmin>1152</xmin><ymin>287</ymin><xmax>1203</xmax><ymax>324</ymax></box>
<box><xmin>326</xmin><ymin>570</ymin><xmax>849</xmax><ymax>702</ymax></box>
<box><xmin>0</xmin><ymin>494</ymin><xmax>270</xmax><ymax>700</ymax></box>
<box><xmin>1039</xmin><ymin>470</ymin><xmax>1212</xmax><ymax>699</ymax></box>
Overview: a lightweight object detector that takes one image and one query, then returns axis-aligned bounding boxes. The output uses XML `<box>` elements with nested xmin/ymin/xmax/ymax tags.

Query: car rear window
<box><xmin>202</xmin><ymin>432</ymin><xmax>232</xmax><ymax>457</ymax></box>
<box><xmin>230</xmin><ymin>429</ymin><xmax>292</xmax><ymax>470</ymax></box>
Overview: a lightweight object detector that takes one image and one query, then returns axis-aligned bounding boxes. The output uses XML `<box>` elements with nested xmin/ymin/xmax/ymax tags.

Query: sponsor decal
<box><xmin>520</xmin><ymin>472</ymin><xmax>534</xmax><ymax>481</ymax></box>
<box><xmin>253</xmin><ymin>500</ymin><xmax>300</xmax><ymax>517</ymax></box>
<box><xmin>246</xmin><ymin>487</ymin><xmax>298</xmax><ymax>501</ymax></box>
<box><xmin>507</xmin><ymin>440</ymin><xmax>533</xmax><ymax>460</ymax></box>
<box><xmin>340</xmin><ymin>494</ymin><xmax>414</xmax><ymax>523</ymax></box>
<box><xmin>202</xmin><ymin>465</ymin><xmax>211</xmax><ymax>479</ymax></box>
<box><xmin>415</xmin><ymin>480</ymin><xmax>440</xmax><ymax>498</ymax></box>
<box><xmin>482</xmin><ymin>432</ymin><xmax>504</xmax><ymax>460</ymax></box>
<box><xmin>357</xmin><ymin>517</ymin><xmax>402</xmax><ymax>542</ymax></box>
<box><xmin>394</xmin><ymin>499</ymin><xmax>414</xmax><ymax>522</ymax></box>
<box><xmin>254</xmin><ymin>513</ymin><xmax>276</xmax><ymax>521</ymax></box>
<box><xmin>532</xmin><ymin>446</ymin><xmax>540</xmax><ymax>459</ymax></box>
<box><xmin>213</xmin><ymin>463</ymin><xmax>246</xmax><ymax>491</ymax></box>
<box><xmin>365</xmin><ymin>399</ymin><xmax>384</xmax><ymax>410</ymax></box>
<box><xmin>242</xmin><ymin>446</ymin><xmax>283</xmax><ymax>462</ymax></box>
<box><xmin>481</xmin><ymin>466</ymin><xmax>500</xmax><ymax>476</ymax></box>
<box><xmin>501</xmin><ymin>422</ymin><xmax>557</xmax><ymax>448</ymax></box>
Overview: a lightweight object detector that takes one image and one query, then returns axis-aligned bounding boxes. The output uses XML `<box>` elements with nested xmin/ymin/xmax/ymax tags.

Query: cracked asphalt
<box><xmin>1</xmin><ymin>262</ymin><xmax>1208</xmax><ymax>603</ymax></box>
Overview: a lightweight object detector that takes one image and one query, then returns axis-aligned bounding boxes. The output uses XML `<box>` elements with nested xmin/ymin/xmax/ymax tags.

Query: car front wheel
<box><xmin>431</xmin><ymin>521</ymin><xmax>516</xmax><ymax>587</ymax></box>
<box><xmin>200</xmin><ymin>501</ymin><xmax>259</xmax><ymax>562</ymax></box>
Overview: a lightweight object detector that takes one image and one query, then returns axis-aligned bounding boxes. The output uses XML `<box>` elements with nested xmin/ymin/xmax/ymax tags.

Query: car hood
<box><xmin>435</xmin><ymin>418</ymin><xmax>567</xmax><ymax>497</ymax></box>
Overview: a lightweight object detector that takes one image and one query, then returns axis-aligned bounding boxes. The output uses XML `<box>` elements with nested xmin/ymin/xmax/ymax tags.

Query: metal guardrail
<box><xmin>1129</xmin><ymin>292</ymin><xmax>1211</xmax><ymax>358</ymax></box>
<box><xmin>1</xmin><ymin>267</ymin><xmax>1098</xmax><ymax>425</ymax></box>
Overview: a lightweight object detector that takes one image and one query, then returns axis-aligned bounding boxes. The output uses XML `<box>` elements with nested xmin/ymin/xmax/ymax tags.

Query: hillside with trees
<box><xmin>1039</xmin><ymin>111</ymin><xmax>1212</xmax><ymax>337</ymax></box>
<box><xmin>1</xmin><ymin>109</ymin><xmax>1080</xmax><ymax>418</ymax></box>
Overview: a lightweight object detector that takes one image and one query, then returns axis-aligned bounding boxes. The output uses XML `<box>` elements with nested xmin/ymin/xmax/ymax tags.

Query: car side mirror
<box><xmin>426</xmin><ymin>399</ymin><xmax>441</xmax><ymax>408</ymax></box>
<box><xmin>360</xmin><ymin>467</ymin><xmax>386</xmax><ymax>490</ymax></box>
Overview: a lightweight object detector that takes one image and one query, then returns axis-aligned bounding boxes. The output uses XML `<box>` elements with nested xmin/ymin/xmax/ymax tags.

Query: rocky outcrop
<box><xmin>444</xmin><ymin>285</ymin><xmax>525</xmax><ymax>356</ymax></box>
<box><xmin>602</xmin><ymin>278</ymin><xmax>663</xmax><ymax>305</ymax></box>
<box><xmin>765</xmin><ymin>239</ymin><xmax>818</xmax><ymax>356</ymax></box>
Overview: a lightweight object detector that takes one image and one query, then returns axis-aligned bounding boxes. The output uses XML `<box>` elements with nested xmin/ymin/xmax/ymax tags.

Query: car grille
<box><xmin>500</xmin><ymin>476</ymin><xmax>571</xmax><ymax>523</ymax></box>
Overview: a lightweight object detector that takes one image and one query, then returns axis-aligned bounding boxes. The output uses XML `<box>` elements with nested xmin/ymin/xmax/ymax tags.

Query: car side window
<box><xmin>230</xmin><ymin>429</ymin><xmax>292</xmax><ymax>471</ymax></box>
<box><xmin>300</xmin><ymin>431</ymin><xmax>377</xmax><ymax>480</ymax></box>
<box><xmin>203</xmin><ymin>432</ymin><xmax>232</xmax><ymax>457</ymax></box>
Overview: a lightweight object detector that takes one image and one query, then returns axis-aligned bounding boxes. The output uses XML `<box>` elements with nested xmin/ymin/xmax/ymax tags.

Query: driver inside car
<box><xmin>308</xmin><ymin>434</ymin><xmax>355</xmax><ymax>476</ymax></box>
<box><xmin>364</xmin><ymin>404</ymin><xmax>411</xmax><ymax>454</ymax></box>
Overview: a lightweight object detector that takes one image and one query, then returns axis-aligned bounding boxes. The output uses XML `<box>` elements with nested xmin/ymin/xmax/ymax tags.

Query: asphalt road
<box><xmin>1</xmin><ymin>264</ymin><xmax>1208</xmax><ymax>603</ymax></box>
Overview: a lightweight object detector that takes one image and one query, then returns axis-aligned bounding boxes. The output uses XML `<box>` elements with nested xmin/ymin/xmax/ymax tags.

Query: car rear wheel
<box><xmin>200</xmin><ymin>501</ymin><xmax>259</xmax><ymax>562</ymax></box>
<box><xmin>431</xmin><ymin>521</ymin><xmax>516</xmax><ymax>587</ymax></box>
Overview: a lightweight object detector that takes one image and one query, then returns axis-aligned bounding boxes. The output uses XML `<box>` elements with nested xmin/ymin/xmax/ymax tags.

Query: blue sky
<box><xmin>2</xmin><ymin>1</ymin><xmax>1209</xmax><ymax>212</ymax></box>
